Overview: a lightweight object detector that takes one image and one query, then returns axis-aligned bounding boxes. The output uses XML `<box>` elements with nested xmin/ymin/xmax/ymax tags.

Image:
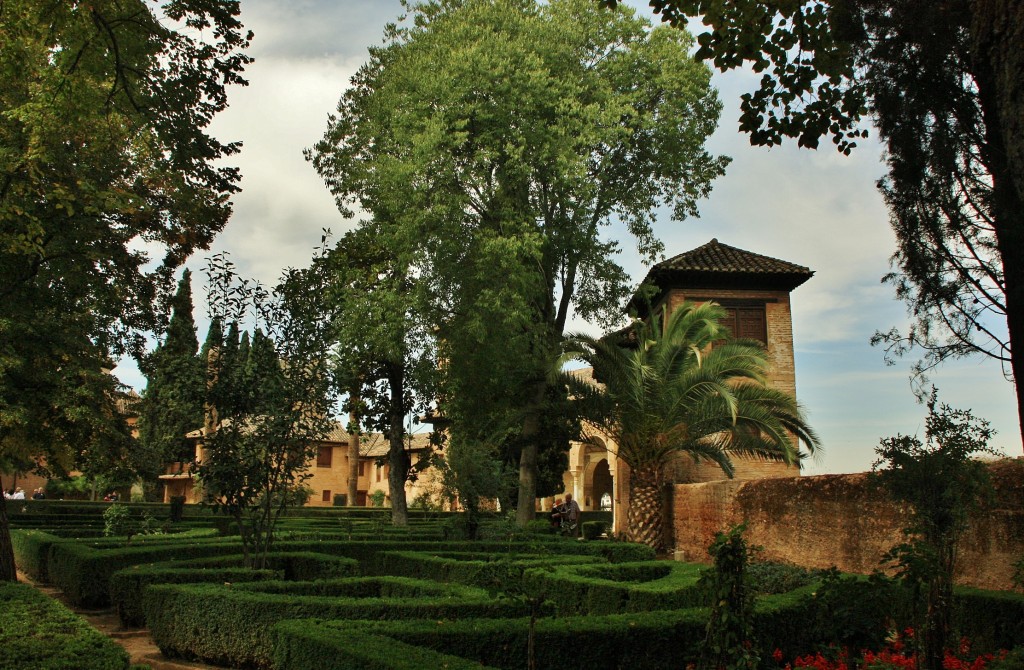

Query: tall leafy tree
<box><xmin>137</xmin><ymin>270</ymin><xmax>204</xmax><ymax>478</ymax></box>
<box><xmin>310</xmin><ymin>0</ymin><xmax>728</xmax><ymax>525</ymax></box>
<box><xmin>559</xmin><ymin>302</ymin><xmax>820</xmax><ymax>550</ymax></box>
<box><xmin>604</xmin><ymin>0</ymin><xmax>1024</xmax><ymax>443</ymax></box>
<box><xmin>0</xmin><ymin>0</ymin><xmax>250</xmax><ymax>581</ymax></box>
<box><xmin>319</xmin><ymin>224</ymin><xmax>438</xmax><ymax>525</ymax></box>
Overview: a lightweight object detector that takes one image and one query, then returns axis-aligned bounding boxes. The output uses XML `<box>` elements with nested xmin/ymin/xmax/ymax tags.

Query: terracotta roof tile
<box><xmin>657</xmin><ymin>239</ymin><xmax>813</xmax><ymax>276</ymax></box>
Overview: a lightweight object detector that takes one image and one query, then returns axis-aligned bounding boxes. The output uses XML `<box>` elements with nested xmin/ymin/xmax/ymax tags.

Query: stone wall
<box><xmin>670</xmin><ymin>459</ymin><xmax>1024</xmax><ymax>591</ymax></box>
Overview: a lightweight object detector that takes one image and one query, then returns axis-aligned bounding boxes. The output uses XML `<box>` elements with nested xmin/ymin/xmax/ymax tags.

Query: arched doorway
<box><xmin>590</xmin><ymin>459</ymin><xmax>613</xmax><ymax>511</ymax></box>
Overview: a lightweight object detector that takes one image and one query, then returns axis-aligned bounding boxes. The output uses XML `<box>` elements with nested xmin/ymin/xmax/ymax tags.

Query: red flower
<box><xmin>773</xmin><ymin>648</ymin><xmax>784</xmax><ymax>663</ymax></box>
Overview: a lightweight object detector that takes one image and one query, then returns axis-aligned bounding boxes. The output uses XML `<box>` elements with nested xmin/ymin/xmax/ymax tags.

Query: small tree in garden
<box><xmin>195</xmin><ymin>247</ymin><xmax>337</xmax><ymax>570</ymax></box>
<box><xmin>873</xmin><ymin>391</ymin><xmax>1000</xmax><ymax>670</ymax></box>
<box><xmin>698</xmin><ymin>524</ymin><xmax>759</xmax><ymax>670</ymax></box>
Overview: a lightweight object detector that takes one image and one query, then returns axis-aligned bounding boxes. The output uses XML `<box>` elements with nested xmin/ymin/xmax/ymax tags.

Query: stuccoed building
<box><xmin>159</xmin><ymin>424</ymin><xmax>435</xmax><ymax>508</ymax></box>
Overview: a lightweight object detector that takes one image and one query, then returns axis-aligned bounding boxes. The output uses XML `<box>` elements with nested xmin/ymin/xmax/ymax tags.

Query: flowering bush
<box><xmin>770</xmin><ymin>631</ymin><xmax>1007</xmax><ymax>670</ymax></box>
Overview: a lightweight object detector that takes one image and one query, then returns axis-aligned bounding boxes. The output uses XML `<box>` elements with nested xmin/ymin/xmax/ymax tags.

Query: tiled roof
<box><xmin>656</xmin><ymin>239</ymin><xmax>813</xmax><ymax>277</ymax></box>
<box><xmin>188</xmin><ymin>419</ymin><xmax>432</xmax><ymax>455</ymax></box>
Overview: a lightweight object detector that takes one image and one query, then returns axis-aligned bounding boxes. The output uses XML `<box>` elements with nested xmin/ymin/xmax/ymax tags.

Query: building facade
<box><xmin>159</xmin><ymin>425</ymin><xmax>436</xmax><ymax>508</ymax></box>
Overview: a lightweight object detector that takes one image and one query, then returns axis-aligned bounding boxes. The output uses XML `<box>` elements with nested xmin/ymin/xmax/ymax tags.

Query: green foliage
<box><xmin>369</xmin><ymin>490</ymin><xmax>386</xmax><ymax>508</ymax></box>
<box><xmin>873</xmin><ymin>393</ymin><xmax>1000</xmax><ymax>669</ymax></box>
<box><xmin>143</xmin><ymin>578</ymin><xmax>530</xmax><ymax>669</ymax></box>
<box><xmin>807</xmin><ymin>569</ymin><xmax>902</xmax><ymax>653</ymax></box>
<box><xmin>103</xmin><ymin>504</ymin><xmax>137</xmax><ymax>542</ymax></box>
<box><xmin>272</xmin><ymin>625</ymin><xmax>500</xmax><ymax>670</ymax></box>
<box><xmin>9</xmin><ymin>529</ymin><xmax>64</xmax><ymax>582</ymax></box>
<box><xmin>318</xmin><ymin>224</ymin><xmax>439</xmax><ymax>527</ymax></box>
<box><xmin>697</xmin><ymin>524</ymin><xmax>759</xmax><ymax>670</ymax></box>
<box><xmin>0</xmin><ymin>0</ymin><xmax>251</xmax><ymax>581</ymax></box>
<box><xmin>196</xmin><ymin>247</ymin><xmax>339</xmax><ymax>569</ymax></box>
<box><xmin>745</xmin><ymin>561</ymin><xmax>820</xmax><ymax>596</ymax></box>
<box><xmin>137</xmin><ymin>269</ymin><xmax>205</xmax><ymax>473</ymax></box>
<box><xmin>0</xmin><ymin>581</ymin><xmax>129</xmax><ymax>669</ymax></box>
<box><xmin>312</xmin><ymin>0</ymin><xmax>728</xmax><ymax>525</ymax></box>
<box><xmin>561</xmin><ymin>301</ymin><xmax>819</xmax><ymax>548</ymax></box>
<box><xmin>581</xmin><ymin>521</ymin><xmax>608</xmax><ymax>541</ymax></box>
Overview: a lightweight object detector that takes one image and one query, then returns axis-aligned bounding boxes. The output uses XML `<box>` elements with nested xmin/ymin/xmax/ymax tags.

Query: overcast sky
<box><xmin>115</xmin><ymin>0</ymin><xmax>1023</xmax><ymax>474</ymax></box>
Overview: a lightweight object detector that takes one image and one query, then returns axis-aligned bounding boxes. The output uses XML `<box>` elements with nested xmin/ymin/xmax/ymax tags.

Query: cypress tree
<box><xmin>137</xmin><ymin>270</ymin><xmax>205</xmax><ymax>478</ymax></box>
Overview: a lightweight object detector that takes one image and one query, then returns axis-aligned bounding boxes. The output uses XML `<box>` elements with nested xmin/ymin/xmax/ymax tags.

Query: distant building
<box><xmin>550</xmin><ymin>239</ymin><xmax>814</xmax><ymax>534</ymax></box>
<box><xmin>159</xmin><ymin>424</ymin><xmax>437</xmax><ymax>507</ymax></box>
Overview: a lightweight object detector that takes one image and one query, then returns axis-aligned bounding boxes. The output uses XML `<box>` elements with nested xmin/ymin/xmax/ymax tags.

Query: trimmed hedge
<box><xmin>47</xmin><ymin>537</ymin><xmax>250</xmax><ymax>607</ymax></box>
<box><xmin>11</xmin><ymin>529</ymin><xmax>64</xmax><ymax>582</ymax></box>
<box><xmin>0</xmin><ymin>581</ymin><xmax>129</xmax><ymax>670</ymax></box>
<box><xmin>273</xmin><ymin>622</ymin><xmax>501</xmax><ymax>670</ymax></box>
<box><xmin>143</xmin><ymin>577</ymin><xmax>536</xmax><ymax>668</ymax></box>
<box><xmin>110</xmin><ymin>551</ymin><xmax>359</xmax><ymax>626</ymax></box>
<box><xmin>376</xmin><ymin>550</ymin><xmax>603</xmax><ymax>585</ymax></box>
<box><xmin>111</xmin><ymin>565</ymin><xmax>279</xmax><ymax>627</ymax></box>
<box><xmin>271</xmin><ymin>587</ymin><xmax>819</xmax><ymax>670</ymax></box>
<box><xmin>521</xmin><ymin>560</ymin><xmax>706</xmax><ymax>615</ymax></box>
<box><xmin>953</xmin><ymin>587</ymin><xmax>1024</xmax><ymax>652</ymax></box>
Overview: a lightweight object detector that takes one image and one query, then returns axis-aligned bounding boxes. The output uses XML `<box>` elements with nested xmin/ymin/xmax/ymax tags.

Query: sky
<box><xmin>115</xmin><ymin>0</ymin><xmax>1023</xmax><ymax>475</ymax></box>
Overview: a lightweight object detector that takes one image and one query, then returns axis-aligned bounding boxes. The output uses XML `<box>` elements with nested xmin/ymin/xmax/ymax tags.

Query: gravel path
<box><xmin>17</xmin><ymin>571</ymin><xmax>229</xmax><ymax>670</ymax></box>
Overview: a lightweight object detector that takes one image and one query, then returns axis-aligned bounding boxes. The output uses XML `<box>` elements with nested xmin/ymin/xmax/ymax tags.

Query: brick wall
<box><xmin>671</xmin><ymin>459</ymin><xmax>1024</xmax><ymax>591</ymax></box>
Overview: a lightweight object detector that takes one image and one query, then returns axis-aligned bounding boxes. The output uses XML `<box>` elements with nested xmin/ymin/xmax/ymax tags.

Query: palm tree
<box><xmin>559</xmin><ymin>301</ymin><xmax>820</xmax><ymax>550</ymax></box>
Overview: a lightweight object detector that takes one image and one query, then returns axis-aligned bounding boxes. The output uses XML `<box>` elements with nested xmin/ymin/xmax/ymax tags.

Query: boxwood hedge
<box><xmin>143</xmin><ymin>577</ymin><xmax>537</xmax><ymax>668</ymax></box>
<box><xmin>0</xmin><ymin>581</ymin><xmax>129</xmax><ymax>670</ymax></box>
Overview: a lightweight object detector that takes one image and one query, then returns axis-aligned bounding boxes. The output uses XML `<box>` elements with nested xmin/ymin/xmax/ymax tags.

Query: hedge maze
<box><xmin>8</xmin><ymin>502</ymin><xmax>1024</xmax><ymax>670</ymax></box>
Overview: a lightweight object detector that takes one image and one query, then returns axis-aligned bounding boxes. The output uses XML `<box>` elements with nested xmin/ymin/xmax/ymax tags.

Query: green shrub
<box><xmin>0</xmin><ymin>581</ymin><xmax>129</xmax><ymax>669</ymax></box>
<box><xmin>169</xmin><ymin>496</ymin><xmax>186</xmax><ymax>522</ymax></box>
<box><xmin>279</xmin><ymin>622</ymin><xmax>494</xmax><ymax>670</ymax></box>
<box><xmin>524</xmin><ymin>519</ymin><xmax>554</xmax><ymax>535</ymax></box>
<box><xmin>110</xmin><ymin>563</ymin><xmax>280</xmax><ymax>627</ymax></box>
<box><xmin>103</xmin><ymin>503</ymin><xmax>136</xmax><ymax>540</ymax></box>
<box><xmin>10</xmin><ymin>529</ymin><xmax>64</xmax><ymax>582</ymax></box>
<box><xmin>581</xmin><ymin>521</ymin><xmax>608</xmax><ymax>541</ymax></box>
<box><xmin>952</xmin><ymin>587</ymin><xmax>1024</xmax><ymax>652</ymax></box>
<box><xmin>47</xmin><ymin>537</ymin><xmax>249</xmax><ymax>607</ymax></box>
<box><xmin>273</xmin><ymin>622</ymin><xmax>500</xmax><ymax>670</ymax></box>
<box><xmin>376</xmin><ymin>550</ymin><xmax>602</xmax><ymax>586</ymax></box>
<box><xmin>520</xmin><ymin>561</ymin><xmax>705</xmax><ymax>615</ymax></box>
<box><xmin>746</xmin><ymin>561</ymin><xmax>820</xmax><ymax>595</ymax></box>
<box><xmin>143</xmin><ymin>578</ymin><xmax>533</xmax><ymax>668</ymax></box>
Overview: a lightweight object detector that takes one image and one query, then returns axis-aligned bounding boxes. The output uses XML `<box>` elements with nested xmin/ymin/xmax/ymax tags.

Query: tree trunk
<box><xmin>0</xmin><ymin>493</ymin><xmax>16</xmax><ymax>582</ymax></box>
<box><xmin>347</xmin><ymin>400</ymin><xmax>360</xmax><ymax>507</ymax></box>
<box><xmin>387</xmin><ymin>364</ymin><xmax>409</xmax><ymax>526</ymax></box>
<box><xmin>515</xmin><ymin>382</ymin><xmax>548</xmax><ymax>527</ymax></box>
<box><xmin>626</xmin><ymin>462</ymin><xmax>665</xmax><ymax>552</ymax></box>
<box><xmin>971</xmin><ymin>0</ymin><xmax>1024</xmax><ymax>447</ymax></box>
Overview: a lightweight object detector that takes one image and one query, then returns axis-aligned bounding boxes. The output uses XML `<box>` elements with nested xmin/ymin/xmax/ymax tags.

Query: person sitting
<box><xmin>11</xmin><ymin>487</ymin><xmax>25</xmax><ymax>500</ymax></box>
<box><xmin>31</xmin><ymin>488</ymin><xmax>45</xmax><ymax>500</ymax></box>
<box><xmin>550</xmin><ymin>498</ymin><xmax>565</xmax><ymax>529</ymax></box>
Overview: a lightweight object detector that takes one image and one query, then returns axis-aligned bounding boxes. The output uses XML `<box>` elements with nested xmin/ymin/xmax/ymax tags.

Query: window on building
<box><xmin>720</xmin><ymin>306</ymin><xmax>767</xmax><ymax>344</ymax></box>
<box><xmin>317</xmin><ymin>446</ymin><xmax>332</xmax><ymax>468</ymax></box>
<box><xmin>322</xmin><ymin>489</ymin><xmax>331</xmax><ymax>502</ymax></box>
<box><xmin>375</xmin><ymin>464</ymin><xmax>381</xmax><ymax>482</ymax></box>
<box><xmin>358</xmin><ymin>461</ymin><xmax>365</xmax><ymax>477</ymax></box>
